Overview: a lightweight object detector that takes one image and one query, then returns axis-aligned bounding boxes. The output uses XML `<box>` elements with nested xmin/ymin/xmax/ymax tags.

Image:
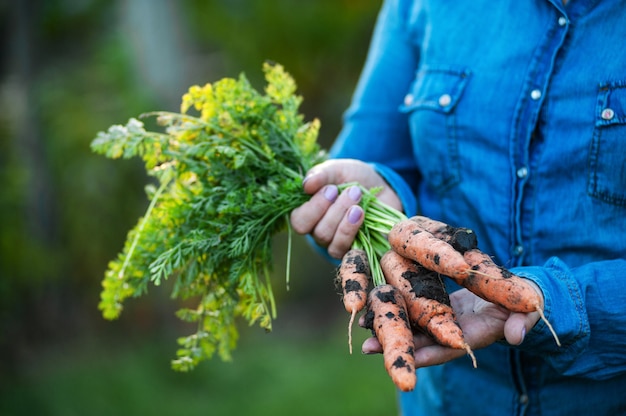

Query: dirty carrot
<box><xmin>364</xmin><ymin>284</ymin><xmax>417</xmax><ymax>392</ymax></box>
<box><xmin>462</xmin><ymin>249</ymin><xmax>561</xmax><ymax>346</ymax></box>
<box><xmin>380</xmin><ymin>250</ymin><xmax>476</xmax><ymax>367</ymax></box>
<box><xmin>387</xmin><ymin>219</ymin><xmax>472</xmax><ymax>279</ymax></box>
<box><xmin>337</xmin><ymin>248</ymin><xmax>371</xmax><ymax>354</ymax></box>
<box><xmin>409</xmin><ymin>216</ymin><xmax>478</xmax><ymax>254</ymax></box>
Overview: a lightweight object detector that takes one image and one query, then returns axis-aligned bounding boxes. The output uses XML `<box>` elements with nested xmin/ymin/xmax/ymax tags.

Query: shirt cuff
<box><xmin>512</xmin><ymin>257</ymin><xmax>590</xmax><ymax>375</ymax></box>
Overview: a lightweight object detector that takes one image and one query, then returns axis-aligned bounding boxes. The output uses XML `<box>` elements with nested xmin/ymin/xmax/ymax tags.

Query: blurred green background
<box><xmin>0</xmin><ymin>1</ymin><xmax>401</xmax><ymax>415</ymax></box>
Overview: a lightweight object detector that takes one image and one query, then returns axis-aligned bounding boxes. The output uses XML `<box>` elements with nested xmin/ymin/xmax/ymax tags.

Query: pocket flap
<box><xmin>400</xmin><ymin>65</ymin><xmax>471</xmax><ymax>114</ymax></box>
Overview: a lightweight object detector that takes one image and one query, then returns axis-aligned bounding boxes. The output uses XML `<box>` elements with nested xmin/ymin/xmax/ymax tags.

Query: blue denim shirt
<box><xmin>330</xmin><ymin>0</ymin><xmax>626</xmax><ymax>414</ymax></box>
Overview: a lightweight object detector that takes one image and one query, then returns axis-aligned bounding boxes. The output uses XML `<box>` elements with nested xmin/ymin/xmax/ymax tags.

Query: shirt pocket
<box><xmin>588</xmin><ymin>80</ymin><xmax>626</xmax><ymax>206</ymax></box>
<box><xmin>400</xmin><ymin>65</ymin><xmax>471</xmax><ymax>193</ymax></box>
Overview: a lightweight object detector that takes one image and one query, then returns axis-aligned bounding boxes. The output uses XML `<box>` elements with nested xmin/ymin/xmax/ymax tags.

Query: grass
<box><xmin>1</xmin><ymin>313</ymin><xmax>398</xmax><ymax>416</ymax></box>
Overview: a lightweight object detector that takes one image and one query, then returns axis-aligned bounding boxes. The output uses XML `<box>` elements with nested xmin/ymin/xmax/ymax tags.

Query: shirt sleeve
<box><xmin>330</xmin><ymin>0</ymin><xmax>421</xmax><ymax>216</ymax></box>
<box><xmin>512</xmin><ymin>258</ymin><xmax>626</xmax><ymax>380</ymax></box>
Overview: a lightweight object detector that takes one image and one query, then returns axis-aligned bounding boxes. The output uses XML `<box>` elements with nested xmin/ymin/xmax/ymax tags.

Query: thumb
<box><xmin>303</xmin><ymin>159</ymin><xmax>377</xmax><ymax>190</ymax></box>
<box><xmin>503</xmin><ymin>311</ymin><xmax>540</xmax><ymax>345</ymax></box>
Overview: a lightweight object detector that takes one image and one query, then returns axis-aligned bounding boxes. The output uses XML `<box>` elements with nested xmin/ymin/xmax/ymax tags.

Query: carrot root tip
<box><xmin>467</xmin><ymin>269</ymin><xmax>497</xmax><ymax>280</ymax></box>
<box><xmin>465</xmin><ymin>344</ymin><xmax>477</xmax><ymax>368</ymax></box>
<box><xmin>348</xmin><ymin>308</ymin><xmax>357</xmax><ymax>354</ymax></box>
<box><xmin>537</xmin><ymin>307</ymin><xmax>561</xmax><ymax>347</ymax></box>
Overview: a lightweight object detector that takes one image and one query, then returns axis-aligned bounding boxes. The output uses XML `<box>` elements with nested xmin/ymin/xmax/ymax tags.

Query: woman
<box><xmin>290</xmin><ymin>0</ymin><xmax>626</xmax><ymax>414</ymax></box>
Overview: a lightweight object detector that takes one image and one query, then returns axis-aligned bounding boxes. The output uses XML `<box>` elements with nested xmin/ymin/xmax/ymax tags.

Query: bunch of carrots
<box><xmin>337</xmin><ymin>215</ymin><xmax>560</xmax><ymax>392</ymax></box>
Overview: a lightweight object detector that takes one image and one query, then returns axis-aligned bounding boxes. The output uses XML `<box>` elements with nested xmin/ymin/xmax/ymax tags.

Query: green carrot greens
<box><xmin>92</xmin><ymin>62</ymin><xmax>406</xmax><ymax>371</ymax></box>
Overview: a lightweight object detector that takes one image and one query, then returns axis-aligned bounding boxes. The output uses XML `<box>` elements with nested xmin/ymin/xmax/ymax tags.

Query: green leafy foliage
<box><xmin>91</xmin><ymin>61</ymin><xmax>407</xmax><ymax>371</ymax></box>
<box><xmin>92</xmin><ymin>63</ymin><xmax>326</xmax><ymax>370</ymax></box>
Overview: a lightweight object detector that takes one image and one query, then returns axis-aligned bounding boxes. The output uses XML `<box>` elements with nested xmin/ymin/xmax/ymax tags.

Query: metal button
<box><xmin>438</xmin><ymin>94</ymin><xmax>452</xmax><ymax>107</ymax></box>
<box><xmin>404</xmin><ymin>94</ymin><xmax>414</xmax><ymax>106</ymax></box>
<box><xmin>513</xmin><ymin>245</ymin><xmax>524</xmax><ymax>256</ymax></box>
<box><xmin>530</xmin><ymin>89</ymin><xmax>542</xmax><ymax>100</ymax></box>
<box><xmin>558</xmin><ymin>16</ymin><xmax>568</xmax><ymax>26</ymax></box>
<box><xmin>517</xmin><ymin>166</ymin><xmax>529</xmax><ymax>179</ymax></box>
<box><xmin>602</xmin><ymin>108</ymin><xmax>615</xmax><ymax>120</ymax></box>
<box><xmin>519</xmin><ymin>394</ymin><xmax>529</xmax><ymax>405</ymax></box>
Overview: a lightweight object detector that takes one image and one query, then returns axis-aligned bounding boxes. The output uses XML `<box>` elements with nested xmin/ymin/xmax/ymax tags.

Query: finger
<box><xmin>302</xmin><ymin>159</ymin><xmax>363</xmax><ymax>194</ymax></box>
<box><xmin>361</xmin><ymin>336</ymin><xmax>382</xmax><ymax>354</ymax></box>
<box><xmin>290</xmin><ymin>185</ymin><xmax>339</xmax><ymax>235</ymax></box>
<box><xmin>503</xmin><ymin>311</ymin><xmax>540</xmax><ymax>345</ymax></box>
<box><xmin>305</xmin><ymin>160</ymin><xmax>403</xmax><ymax>211</ymax></box>
<box><xmin>413</xmin><ymin>344</ymin><xmax>467</xmax><ymax>368</ymax></box>
<box><xmin>326</xmin><ymin>205</ymin><xmax>364</xmax><ymax>259</ymax></box>
<box><xmin>412</xmin><ymin>332</ymin><xmax>437</xmax><ymax>349</ymax></box>
<box><xmin>302</xmin><ymin>165</ymin><xmax>333</xmax><ymax>195</ymax></box>
<box><xmin>312</xmin><ymin>186</ymin><xmax>362</xmax><ymax>254</ymax></box>
<box><xmin>301</xmin><ymin>160</ymin><xmax>355</xmax><ymax>196</ymax></box>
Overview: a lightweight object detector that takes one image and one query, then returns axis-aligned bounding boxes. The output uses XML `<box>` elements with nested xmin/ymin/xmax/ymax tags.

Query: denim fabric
<box><xmin>330</xmin><ymin>0</ymin><xmax>626</xmax><ymax>414</ymax></box>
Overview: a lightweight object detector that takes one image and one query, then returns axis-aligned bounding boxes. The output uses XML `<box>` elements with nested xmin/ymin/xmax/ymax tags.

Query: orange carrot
<box><xmin>363</xmin><ymin>284</ymin><xmax>416</xmax><ymax>392</ymax></box>
<box><xmin>387</xmin><ymin>219</ymin><xmax>472</xmax><ymax>279</ymax></box>
<box><xmin>380</xmin><ymin>250</ymin><xmax>476</xmax><ymax>367</ymax></box>
<box><xmin>409</xmin><ymin>216</ymin><xmax>478</xmax><ymax>254</ymax></box>
<box><xmin>337</xmin><ymin>248</ymin><xmax>371</xmax><ymax>354</ymax></box>
<box><xmin>462</xmin><ymin>249</ymin><xmax>560</xmax><ymax>346</ymax></box>
<box><xmin>391</xmin><ymin>218</ymin><xmax>560</xmax><ymax>347</ymax></box>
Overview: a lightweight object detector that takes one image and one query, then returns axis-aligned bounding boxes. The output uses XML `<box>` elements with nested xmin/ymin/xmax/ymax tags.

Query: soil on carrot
<box><xmin>409</xmin><ymin>216</ymin><xmax>478</xmax><ymax>253</ymax></box>
<box><xmin>363</xmin><ymin>291</ymin><xmax>410</xmax><ymax>334</ymax></box>
<box><xmin>375</xmin><ymin>288</ymin><xmax>399</xmax><ymax>304</ymax></box>
<box><xmin>351</xmin><ymin>254</ymin><xmax>370</xmax><ymax>275</ymax></box>
<box><xmin>334</xmin><ymin>251</ymin><xmax>371</xmax><ymax>293</ymax></box>
<box><xmin>392</xmin><ymin>355</ymin><xmax>414</xmax><ymax>372</ymax></box>
<box><xmin>363</xmin><ymin>310</ymin><xmax>373</xmax><ymax>329</ymax></box>
<box><xmin>403</xmin><ymin>269</ymin><xmax>450</xmax><ymax>305</ymax></box>
<box><xmin>446</xmin><ymin>227</ymin><xmax>478</xmax><ymax>253</ymax></box>
<box><xmin>344</xmin><ymin>279</ymin><xmax>365</xmax><ymax>293</ymax></box>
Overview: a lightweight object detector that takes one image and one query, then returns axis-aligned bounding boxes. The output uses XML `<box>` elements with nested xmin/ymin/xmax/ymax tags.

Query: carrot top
<box><xmin>343</xmin><ymin>183</ymin><xmax>407</xmax><ymax>286</ymax></box>
<box><xmin>91</xmin><ymin>62</ymin><xmax>408</xmax><ymax>371</ymax></box>
<box><xmin>92</xmin><ymin>63</ymin><xmax>326</xmax><ymax>370</ymax></box>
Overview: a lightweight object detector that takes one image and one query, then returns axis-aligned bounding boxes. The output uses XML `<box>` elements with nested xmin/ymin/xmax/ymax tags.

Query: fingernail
<box><xmin>348</xmin><ymin>206</ymin><xmax>363</xmax><ymax>224</ymax></box>
<box><xmin>520</xmin><ymin>327</ymin><xmax>526</xmax><ymax>343</ymax></box>
<box><xmin>323</xmin><ymin>185</ymin><xmax>338</xmax><ymax>202</ymax></box>
<box><xmin>347</xmin><ymin>186</ymin><xmax>362</xmax><ymax>202</ymax></box>
<box><xmin>302</xmin><ymin>171</ymin><xmax>315</xmax><ymax>186</ymax></box>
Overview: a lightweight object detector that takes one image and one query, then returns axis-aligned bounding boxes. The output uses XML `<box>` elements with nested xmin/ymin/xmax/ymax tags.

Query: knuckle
<box><xmin>327</xmin><ymin>235</ymin><xmax>352</xmax><ymax>260</ymax></box>
<box><xmin>313</xmin><ymin>226</ymin><xmax>334</xmax><ymax>247</ymax></box>
<box><xmin>289</xmin><ymin>211</ymin><xmax>312</xmax><ymax>235</ymax></box>
<box><xmin>327</xmin><ymin>245</ymin><xmax>347</xmax><ymax>260</ymax></box>
<box><xmin>337</xmin><ymin>215</ymin><xmax>361</xmax><ymax>234</ymax></box>
<box><xmin>291</xmin><ymin>223</ymin><xmax>308</xmax><ymax>235</ymax></box>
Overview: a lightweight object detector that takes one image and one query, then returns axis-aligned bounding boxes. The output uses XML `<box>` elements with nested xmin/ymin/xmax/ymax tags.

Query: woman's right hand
<box><xmin>290</xmin><ymin>158</ymin><xmax>402</xmax><ymax>259</ymax></box>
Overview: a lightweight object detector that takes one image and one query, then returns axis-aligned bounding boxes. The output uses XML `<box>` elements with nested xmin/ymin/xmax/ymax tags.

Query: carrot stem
<box><xmin>338</xmin><ymin>183</ymin><xmax>407</xmax><ymax>287</ymax></box>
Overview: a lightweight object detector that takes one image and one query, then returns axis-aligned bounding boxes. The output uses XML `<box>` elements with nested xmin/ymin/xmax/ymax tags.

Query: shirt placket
<box><xmin>509</xmin><ymin>4</ymin><xmax>570</xmax><ymax>268</ymax></box>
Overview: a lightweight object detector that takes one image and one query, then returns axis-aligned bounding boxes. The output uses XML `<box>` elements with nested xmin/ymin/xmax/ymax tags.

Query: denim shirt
<box><xmin>330</xmin><ymin>0</ymin><xmax>626</xmax><ymax>414</ymax></box>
